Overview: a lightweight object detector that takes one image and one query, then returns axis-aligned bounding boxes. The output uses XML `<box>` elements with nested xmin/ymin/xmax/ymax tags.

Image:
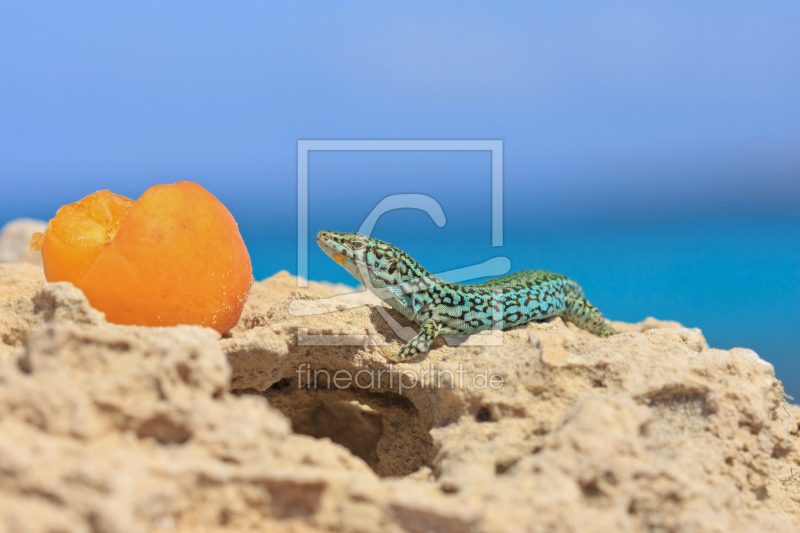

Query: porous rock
<box><xmin>0</xmin><ymin>218</ymin><xmax>47</xmax><ymax>266</ymax></box>
<box><xmin>1</xmin><ymin>268</ymin><xmax>799</xmax><ymax>532</ymax></box>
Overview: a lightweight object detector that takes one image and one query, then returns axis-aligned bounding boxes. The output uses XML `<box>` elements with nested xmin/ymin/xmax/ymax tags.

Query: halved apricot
<box><xmin>31</xmin><ymin>182</ymin><xmax>252</xmax><ymax>333</ymax></box>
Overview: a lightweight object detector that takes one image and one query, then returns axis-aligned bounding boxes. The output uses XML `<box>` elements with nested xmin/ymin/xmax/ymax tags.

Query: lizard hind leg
<box><xmin>562</xmin><ymin>295</ymin><xmax>618</xmax><ymax>337</ymax></box>
<box><xmin>379</xmin><ymin>318</ymin><xmax>441</xmax><ymax>362</ymax></box>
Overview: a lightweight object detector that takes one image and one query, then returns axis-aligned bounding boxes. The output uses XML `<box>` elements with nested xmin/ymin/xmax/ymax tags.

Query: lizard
<box><xmin>317</xmin><ymin>230</ymin><xmax>618</xmax><ymax>362</ymax></box>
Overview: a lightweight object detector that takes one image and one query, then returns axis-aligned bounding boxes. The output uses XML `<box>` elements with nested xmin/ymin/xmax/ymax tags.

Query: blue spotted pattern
<box><xmin>317</xmin><ymin>231</ymin><xmax>617</xmax><ymax>361</ymax></box>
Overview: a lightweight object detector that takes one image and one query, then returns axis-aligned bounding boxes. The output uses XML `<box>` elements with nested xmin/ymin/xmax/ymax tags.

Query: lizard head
<box><xmin>316</xmin><ymin>230</ymin><xmax>418</xmax><ymax>288</ymax></box>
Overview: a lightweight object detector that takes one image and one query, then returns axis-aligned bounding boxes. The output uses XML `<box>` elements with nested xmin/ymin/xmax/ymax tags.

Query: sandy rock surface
<box><xmin>2</xmin><ymin>263</ymin><xmax>800</xmax><ymax>532</ymax></box>
<box><xmin>0</xmin><ymin>218</ymin><xmax>47</xmax><ymax>265</ymax></box>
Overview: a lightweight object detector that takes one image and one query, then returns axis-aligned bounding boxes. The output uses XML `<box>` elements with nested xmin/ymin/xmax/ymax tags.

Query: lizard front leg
<box><xmin>380</xmin><ymin>318</ymin><xmax>440</xmax><ymax>362</ymax></box>
<box><xmin>562</xmin><ymin>295</ymin><xmax>618</xmax><ymax>337</ymax></box>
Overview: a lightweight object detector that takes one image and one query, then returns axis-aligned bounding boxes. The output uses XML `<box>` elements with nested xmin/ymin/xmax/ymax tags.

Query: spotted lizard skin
<box><xmin>317</xmin><ymin>231</ymin><xmax>618</xmax><ymax>362</ymax></box>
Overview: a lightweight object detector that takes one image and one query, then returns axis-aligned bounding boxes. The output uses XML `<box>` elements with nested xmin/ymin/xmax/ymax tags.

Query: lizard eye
<box><xmin>353</xmin><ymin>241</ymin><xmax>364</xmax><ymax>250</ymax></box>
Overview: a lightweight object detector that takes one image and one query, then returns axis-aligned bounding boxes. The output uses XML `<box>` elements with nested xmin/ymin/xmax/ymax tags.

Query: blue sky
<box><xmin>1</xmin><ymin>1</ymin><xmax>797</xmax><ymax>229</ymax></box>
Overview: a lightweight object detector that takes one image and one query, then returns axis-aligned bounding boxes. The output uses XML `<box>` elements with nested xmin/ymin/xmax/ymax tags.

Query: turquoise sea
<box><xmin>244</xmin><ymin>215</ymin><xmax>800</xmax><ymax>399</ymax></box>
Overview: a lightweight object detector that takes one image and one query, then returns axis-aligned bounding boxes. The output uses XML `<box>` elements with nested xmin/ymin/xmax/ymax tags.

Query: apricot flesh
<box><xmin>31</xmin><ymin>182</ymin><xmax>252</xmax><ymax>333</ymax></box>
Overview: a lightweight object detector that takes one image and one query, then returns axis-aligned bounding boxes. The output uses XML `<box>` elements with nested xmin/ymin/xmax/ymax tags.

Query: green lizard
<box><xmin>317</xmin><ymin>231</ymin><xmax>618</xmax><ymax>362</ymax></box>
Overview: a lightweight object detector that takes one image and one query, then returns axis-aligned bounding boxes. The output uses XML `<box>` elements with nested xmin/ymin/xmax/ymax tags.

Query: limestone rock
<box><xmin>0</xmin><ymin>262</ymin><xmax>46</xmax><ymax>300</ymax></box>
<box><xmin>0</xmin><ymin>218</ymin><xmax>47</xmax><ymax>265</ymax></box>
<box><xmin>0</xmin><ymin>270</ymin><xmax>799</xmax><ymax>532</ymax></box>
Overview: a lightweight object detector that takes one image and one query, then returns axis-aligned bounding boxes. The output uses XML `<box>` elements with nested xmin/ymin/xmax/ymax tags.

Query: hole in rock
<box><xmin>263</xmin><ymin>479</ymin><xmax>325</xmax><ymax>518</ymax></box>
<box><xmin>440</xmin><ymin>481</ymin><xmax>460</xmax><ymax>494</ymax></box>
<box><xmin>739</xmin><ymin>421</ymin><xmax>762</xmax><ymax>435</ymax></box>
<box><xmin>269</xmin><ymin>378</ymin><xmax>291</xmax><ymax>391</ymax></box>
<box><xmin>495</xmin><ymin>457</ymin><xmax>519</xmax><ymax>475</ymax></box>
<box><xmin>137</xmin><ymin>415</ymin><xmax>192</xmax><ymax>444</ymax></box>
<box><xmin>302</xmin><ymin>400</ymin><xmax>383</xmax><ymax>468</ymax></box>
<box><xmin>249</xmin><ymin>379</ymin><xmax>435</xmax><ymax>478</ymax></box>
<box><xmin>753</xmin><ymin>487</ymin><xmax>769</xmax><ymax>501</ymax></box>
<box><xmin>772</xmin><ymin>443</ymin><xmax>791</xmax><ymax>459</ymax></box>
<box><xmin>176</xmin><ymin>361</ymin><xmax>191</xmax><ymax>383</ymax></box>
<box><xmin>580</xmin><ymin>478</ymin><xmax>605</xmax><ymax>500</ymax></box>
<box><xmin>476</xmin><ymin>407</ymin><xmax>493</xmax><ymax>423</ymax></box>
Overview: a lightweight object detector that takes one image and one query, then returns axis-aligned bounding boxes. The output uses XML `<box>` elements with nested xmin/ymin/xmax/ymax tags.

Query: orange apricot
<box><xmin>30</xmin><ymin>182</ymin><xmax>252</xmax><ymax>333</ymax></box>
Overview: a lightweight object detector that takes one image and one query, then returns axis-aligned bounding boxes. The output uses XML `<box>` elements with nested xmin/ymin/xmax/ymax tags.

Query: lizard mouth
<box><xmin>316</xmin><ymin>230</ymin><xmax>354</xmax><ymax>260</ymax></box>
<box><xmin>316</xmin><ymin>231</ymin><xmax>334</xmax><ymax>252</ymax></box>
